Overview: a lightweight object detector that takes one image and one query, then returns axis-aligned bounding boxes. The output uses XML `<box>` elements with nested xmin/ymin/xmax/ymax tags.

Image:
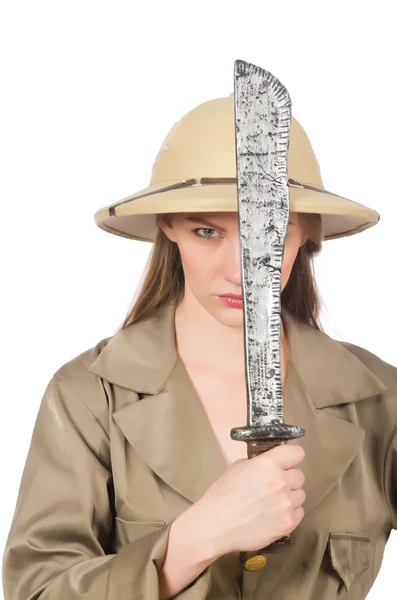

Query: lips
<box><xmin>219</xmin><ymin>294</ymin><xmax>242</xmax><ymax>300</ymax></box>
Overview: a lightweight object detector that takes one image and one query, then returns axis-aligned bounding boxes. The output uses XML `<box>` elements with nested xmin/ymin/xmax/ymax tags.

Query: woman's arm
<box><xmin>384</xmin><ymin>427</ymin><xmax>397</xmax><ymax>531</ymax></box>
<box><xmin>158</xmin><ymin>503</ymin><xmax>222</xmax><ymax>600</ymax></box>
<box><xmin>1</xmin><ymin>374</ymin><xmax>214</xmax><ymax>599</ymax></box>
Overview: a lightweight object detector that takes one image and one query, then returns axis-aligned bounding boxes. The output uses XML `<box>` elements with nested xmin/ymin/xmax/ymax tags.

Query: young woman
<box><xmin>3</xmin><ymin>94</ymin><xmax>397</xmax><ymax>600</ymax></box>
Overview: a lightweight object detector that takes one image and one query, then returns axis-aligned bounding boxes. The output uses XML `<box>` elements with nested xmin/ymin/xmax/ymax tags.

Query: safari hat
<box><xmin>93</xmin><ymin>93</ymin><xmax>380</xmax><ymax>242</ymax></box>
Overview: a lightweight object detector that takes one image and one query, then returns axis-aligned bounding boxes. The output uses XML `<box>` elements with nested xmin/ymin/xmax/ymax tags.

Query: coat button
<box><xmin>244</xmin><ymin>554</ymin><xmax>268</xmax><ymax>570</ymax></box>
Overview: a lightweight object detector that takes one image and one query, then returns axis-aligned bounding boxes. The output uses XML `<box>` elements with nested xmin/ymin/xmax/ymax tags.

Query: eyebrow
<box><xmin>184</xmin><ymin>216</ymin><xmax>228</xmax><ymax>233</ymax></box>
<box><xmin>184</xmin><ymin>215</ymin><xmax>294</xmax><ymax>232</ymax></box>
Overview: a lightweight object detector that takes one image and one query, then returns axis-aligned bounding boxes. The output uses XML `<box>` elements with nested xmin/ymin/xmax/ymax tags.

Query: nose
<box><xmin>224</xmin><ymin>235</ymin><xmax>242</xmax><ymax>287</ymax></box>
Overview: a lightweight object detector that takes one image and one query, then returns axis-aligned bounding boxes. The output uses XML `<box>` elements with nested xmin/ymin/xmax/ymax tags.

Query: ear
<box><xmin>296</xmin><ymin>213</ymin><xmax>309</xmax><ymax>247</ymax></box>
<box><xmin>300</xmin><ymin>232</ymin><xmax>309</xmax><ymax>247</ymax></box>
<box><xmin>156</xmin><ymin>215</ymin><xmax>177</xmax><ymax>243</ymax></box>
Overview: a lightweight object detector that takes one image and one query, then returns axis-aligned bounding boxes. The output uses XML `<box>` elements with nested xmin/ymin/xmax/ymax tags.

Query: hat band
<box><xmin>109</xmin><ymin>177</ymin><xmax>334</xmax><ymax>216</ymax></box>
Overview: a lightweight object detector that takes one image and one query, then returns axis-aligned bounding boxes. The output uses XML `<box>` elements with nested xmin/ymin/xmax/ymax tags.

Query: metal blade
<box><xmin>233</xmin><ymin>60</ymin><xmax>300</xmax><ymax>432</ymax></box>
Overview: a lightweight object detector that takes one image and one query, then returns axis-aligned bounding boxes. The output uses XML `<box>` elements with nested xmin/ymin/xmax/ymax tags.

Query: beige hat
<box><xmin>93</xmin><ymin>93</ymin><xmax>380</xmax><ymax>242</ymax></box>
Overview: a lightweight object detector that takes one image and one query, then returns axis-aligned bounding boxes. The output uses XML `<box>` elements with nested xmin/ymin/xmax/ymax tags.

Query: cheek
<box><xmin>282</xmin><ymin>236</ymin><xmax>301</xmax><ymax>280</ymax></box>
<box><xmin>178</xmin><ymin>241</ymin><xmax>209</xmax><ymax>282</ymax></box>
<box><xmin>282</xmin><ymin>249</ymin><xmax>296</xmax><ymax>272</ymax></box>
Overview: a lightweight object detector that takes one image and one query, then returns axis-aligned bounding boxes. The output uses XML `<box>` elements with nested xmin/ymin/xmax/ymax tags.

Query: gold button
<box><xmin>244</xmin><ymin>554</ymin><xmax>268</xmax><ymax>570</ymax></box>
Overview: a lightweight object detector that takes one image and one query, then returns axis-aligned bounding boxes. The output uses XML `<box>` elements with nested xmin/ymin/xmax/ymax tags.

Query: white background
<box><xmin>1</xmin><ymin>1</ymin><xmax>396</xmax><ymax>598</ymax></box>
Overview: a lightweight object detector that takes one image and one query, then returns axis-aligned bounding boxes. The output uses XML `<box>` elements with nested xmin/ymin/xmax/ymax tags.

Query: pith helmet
<box><xmin>93</xmin><ymin>93</ymin><xmax>380</xmax><ymax>242</ymax></box>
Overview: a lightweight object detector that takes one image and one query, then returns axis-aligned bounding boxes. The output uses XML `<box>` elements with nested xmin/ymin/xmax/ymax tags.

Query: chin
<box><xmin>211</xmin><ymin>302</ymin><xmax>244</xmax><ymax>328</ymax></box>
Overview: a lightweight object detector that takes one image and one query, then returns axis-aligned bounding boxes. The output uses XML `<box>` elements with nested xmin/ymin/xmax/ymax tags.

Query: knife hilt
<box><xmin>230</xmin><ymin>423</ymin><xmax>305</xmax><ymax>571</ymax></box>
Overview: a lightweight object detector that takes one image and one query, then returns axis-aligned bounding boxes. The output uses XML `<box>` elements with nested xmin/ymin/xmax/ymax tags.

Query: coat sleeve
<box><xmin>2</xmin><ymin>374</ymin><xmax>213</xmax><ymax>599</ymax></box>
<box><xmin>384</xmin><ymin>427</ymin><xmax>397</xmax><ymax>531</ymax></box>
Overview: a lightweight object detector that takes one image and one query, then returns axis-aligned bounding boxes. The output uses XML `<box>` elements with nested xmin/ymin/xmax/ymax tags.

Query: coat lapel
<box><xmin>88</xmin><ymin>302</ymin><xmax>387</xmax><ymax>515</ymax></box>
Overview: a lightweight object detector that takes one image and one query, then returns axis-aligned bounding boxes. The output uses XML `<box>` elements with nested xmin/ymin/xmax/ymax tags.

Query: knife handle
<box><xmin>230</xmin><ymin>424</ymin><xmax>305</xmax><ymax>570</ymax></box>
<box><xmin>239</xmin><ymin>438</ymin><xmax>296</xmax><ymax>570</ymax></box>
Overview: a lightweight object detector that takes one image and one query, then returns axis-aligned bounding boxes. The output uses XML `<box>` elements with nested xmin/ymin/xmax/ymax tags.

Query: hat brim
<box><xmin>93</xmin><ymin>182</ymin><xmax>380</xmax><ymax>242</ymax></box>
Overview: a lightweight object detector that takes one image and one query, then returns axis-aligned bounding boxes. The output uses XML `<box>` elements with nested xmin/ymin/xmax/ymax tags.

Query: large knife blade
<box><xmin>230</xmin><ymin>59</ymin><xmax>305</xmax><ymax>571</ymax></box>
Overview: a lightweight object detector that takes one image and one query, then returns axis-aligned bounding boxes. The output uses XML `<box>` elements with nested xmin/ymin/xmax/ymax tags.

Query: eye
<box><xmin>193</xmin><ymin>228</ymin><xmax>220</xmax><ymax>240</ymax></box>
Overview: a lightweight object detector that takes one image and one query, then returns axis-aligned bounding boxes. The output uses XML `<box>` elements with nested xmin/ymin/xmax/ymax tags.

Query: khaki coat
<box><xmin>2</xmin><ymin>303</ymin><xmax>397</xmax><ymax>599</ymax></box>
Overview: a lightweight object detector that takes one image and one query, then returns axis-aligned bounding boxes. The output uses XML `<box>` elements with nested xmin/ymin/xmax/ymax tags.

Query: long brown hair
<box><xmin>117</xmin><ymin>212</ymin><xmax>325</xmax><ymax>332</ymax></box>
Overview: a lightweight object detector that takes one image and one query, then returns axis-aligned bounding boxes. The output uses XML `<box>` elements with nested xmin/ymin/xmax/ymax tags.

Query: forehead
<box><xmin>180</xmin><ymin>211</ymin><xmax>300</xmax><ymax>222</ymax></box>
<box><xmin>182</xmin><ymin>212</ymin><xmax>237</xmax><ymax>222</ymax></box>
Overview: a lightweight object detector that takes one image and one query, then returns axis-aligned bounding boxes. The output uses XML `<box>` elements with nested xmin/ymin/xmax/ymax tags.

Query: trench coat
<box><xmin>2</xmin><ymin>302</ymin><xmax>397</xmax><ymax>600</ymax></box>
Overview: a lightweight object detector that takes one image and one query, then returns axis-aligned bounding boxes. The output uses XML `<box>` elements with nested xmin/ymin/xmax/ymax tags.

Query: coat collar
<box><xmin>88</xmin><ymin>302</ymin><xmax>386</xmax><ymax>407</ymax></box>
<box><xmin>88</xmin><ymin>303</ymin><xmax>387</xmax><ymax>513</ymax></box>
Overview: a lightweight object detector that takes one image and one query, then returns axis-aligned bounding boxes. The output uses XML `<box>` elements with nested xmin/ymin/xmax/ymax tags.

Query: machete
<box><xmin>230</xmin><ymin>59</ymin><xmax>305</xmax><ymax>571</ymax></box>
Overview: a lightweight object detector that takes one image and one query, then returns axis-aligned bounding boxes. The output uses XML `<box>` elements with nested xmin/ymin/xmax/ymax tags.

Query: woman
<box><xmin>155</xmin><ymin>208</ymin><xmax>307</xmax><ymax>467</ymax></box>
<box><xmin>2</xmin><ymin>94</ymin><xmax>397</xmax><ymax>600</ymax></box>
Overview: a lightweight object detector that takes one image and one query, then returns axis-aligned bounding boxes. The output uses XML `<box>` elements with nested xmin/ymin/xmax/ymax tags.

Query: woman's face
<box><xmin>157</xmin><ymin>211</ymin><xmax>308</xmax><ymax>328</ymax></box>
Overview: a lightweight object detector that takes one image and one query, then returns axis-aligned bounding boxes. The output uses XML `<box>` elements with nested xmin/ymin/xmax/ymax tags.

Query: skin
<box><xmin>157</xmin><ymin>211</ymin><xmax>308</xmax><ymax>375</ymax></box>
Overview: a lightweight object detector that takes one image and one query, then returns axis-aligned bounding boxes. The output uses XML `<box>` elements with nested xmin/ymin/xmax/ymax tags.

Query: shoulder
<box><xmin>336</xmin><ymin>341</ymin><xmax>397</xmax><ymax>441</ymax></box>
<box><xmin>337</xmin><ymin>339</ymin><xmax>397</xmax><ymax>393</ymax></box>
<box><xmin>48</xmin><ymin>335</ymin><xmax>114</xmax><ymax>435</ymax></box>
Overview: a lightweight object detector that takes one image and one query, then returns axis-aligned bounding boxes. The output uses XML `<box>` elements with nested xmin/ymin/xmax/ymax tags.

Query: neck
<box><xmin>174</xmin><ymin>289</ymin><xmax>288</xmax><ymax>374</ymax></box>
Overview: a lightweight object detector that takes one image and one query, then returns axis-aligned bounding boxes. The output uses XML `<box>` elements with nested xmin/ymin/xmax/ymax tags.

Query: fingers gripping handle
<box><xmin>240</xmin><ymin>438</ymin><xmax>296</xmax><ymax>571</ymax></box>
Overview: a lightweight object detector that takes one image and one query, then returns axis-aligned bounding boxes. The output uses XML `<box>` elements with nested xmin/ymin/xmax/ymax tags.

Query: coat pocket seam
<box><xmin>115</xmin><ymin>516</ymin><xmax>166</xmax><ymax>528</ymax></box>
<box><xmin>114</xmin><ymin>516</ymin><xmax>167</xmax><ymax>548</ymax></box>
<box><xmin>328</xmin><ymin>531</ymin><xmax>372</xmax><ymax>593</ymax></box>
